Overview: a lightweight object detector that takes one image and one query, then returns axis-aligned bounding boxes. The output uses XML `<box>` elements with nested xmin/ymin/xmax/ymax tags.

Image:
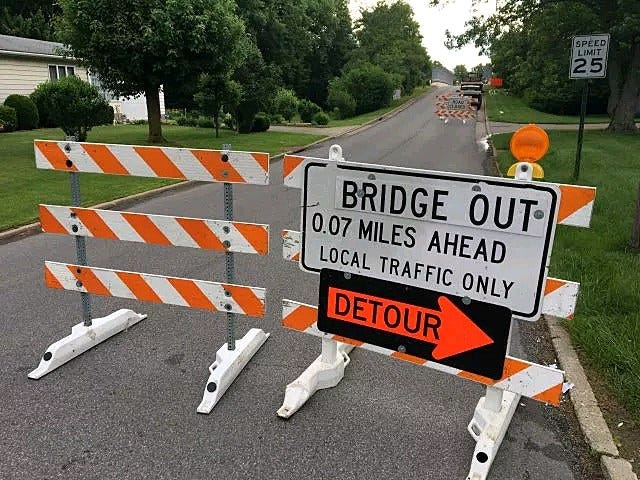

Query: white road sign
<box><xmin>301</xmin><ymin>161</ymin><xmax>560</xmax><ymax>320</ymax></box>
<box><xmin>570</xmin><ymin>34</ymin><xmax>610</xmax><ymax>79</ymax></box>
<box><xmin>446</xmin><ymin>96</ymin><xmax>470</xmax><ymax>110</ymax></box>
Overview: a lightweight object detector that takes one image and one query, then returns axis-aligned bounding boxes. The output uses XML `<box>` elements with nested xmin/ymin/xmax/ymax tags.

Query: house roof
<box><xmin>0</xmin><ymin>34</ymin><xmax>65</xmax><ymax>58</ymax></box>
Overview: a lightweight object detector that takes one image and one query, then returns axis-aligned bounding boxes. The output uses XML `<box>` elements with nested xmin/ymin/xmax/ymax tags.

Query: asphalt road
<box><xmin>0</xmin><ymin>87</ymin><xmax>602</xmax><ymax>480</ymax></box>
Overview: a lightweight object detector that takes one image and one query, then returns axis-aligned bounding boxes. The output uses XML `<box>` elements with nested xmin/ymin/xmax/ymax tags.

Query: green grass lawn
<box><xmin>0</xmin><ymin>124</ymin><xmax>324</xmax><ymax>230</ymax></box>
<box><xmin>493</xmin><ymin>130</ymin><xmax>640</xmax><ymax>420</ymax></box>
<box><xmin>486</xmin><ymin>89</ymin><xmax>611</xmax><ymax>124</ymax></box>
<box><xmin>329</xmin><ymin>85</ymin><xmax>431</xmax><ymax>127</ymax></box>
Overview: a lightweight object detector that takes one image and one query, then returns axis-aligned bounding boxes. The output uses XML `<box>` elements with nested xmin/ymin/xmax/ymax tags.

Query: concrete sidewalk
<box><xmin>489</xmin><ymin>121</ymin><xmax>611</xmax><ymax>135</ymax></box>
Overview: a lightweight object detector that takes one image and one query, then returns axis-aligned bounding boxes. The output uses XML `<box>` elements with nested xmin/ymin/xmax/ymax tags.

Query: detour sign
<box><xmin>318</xmin><ymin>269</ymin><xmax>512</xmax><ymax>380</ymax></box>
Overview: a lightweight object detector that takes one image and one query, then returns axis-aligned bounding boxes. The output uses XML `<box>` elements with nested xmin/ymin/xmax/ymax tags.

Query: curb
<box><xmin>0</xmin><ymin>88</ymin><xmax>433</xmax><ymax>245</ymax></box>
<box><xmin>483</xmin><ymin>94</ymin><xmax>637</xmax><ymax>480</ymax></box>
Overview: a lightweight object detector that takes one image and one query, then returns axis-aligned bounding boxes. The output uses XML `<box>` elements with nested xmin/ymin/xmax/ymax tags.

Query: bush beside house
<box><xmin>0</xmin><ymin>105</ymin><xmax>17</xmax><ymax>132</ymax></box>
<box><xmin>3</xmin><ymin>94</ymin><xmax>39</xmax><ymax>130</ymax></box>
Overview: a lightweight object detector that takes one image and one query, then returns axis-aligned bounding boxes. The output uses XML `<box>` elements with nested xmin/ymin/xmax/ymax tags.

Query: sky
<box><xmin>348</xmin><ymin>0</ymin><xmax>496</xmax><ymax>71</ymax></box>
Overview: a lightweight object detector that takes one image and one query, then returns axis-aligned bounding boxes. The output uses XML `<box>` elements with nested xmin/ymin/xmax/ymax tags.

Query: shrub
<box><xmin>131</xmin><ymin>119</ymin><xmax>148</xmax><ymax>125</ymax></box>
<box><xmin>31</xmin><ymin>83</ymin><xmax>58</xmax><ymax>127</ymax></box>
<box><xmin>332</xmin><ymin>63</ymin><xmax>395</xmax><ymax>115</ymax></box>
<box><xmin>29</xmin><ymin>76</ymin><xmax>109</xmax><ymax>141</ymax></box>
<box><xmin>312</xmin><ymin>111</ymin><xmax>330</xmax><ymax>126</ymax></box>
<box><xmin>327</xmin><ymin>86</ymin><xmax>356</xmax><ymax>119</ymax></box>
<box><xmin>98</xmin><ymin>104</ymin><xmax>115</xmax><ymax>125</ymax></box>
<box><xmin>251</xmin><ymin>112</ymin><xmax>270</xmax><ymax>132</ymax></box>
<box><xmin>4</xmin><ymin>94</ymin><xmax>39</xmax><ymax>130</ymax></box>
<box><xmin>270</xmin><ymin>113</ymin><xmax>285</xmax><ymax>124</ymax></box>
<box><xmin>0</xmin><ymin>105</ymin><xmax>17</xmax><ymax>132</ymax></box>
<box><xmin>274</xmin><ymin>88</ymin><xmax>299</xmax><ymax>122</ymax></box>
<box><xmin>197</xmin><ymin>118</ymin><xmax>215</xmax><ymax>128</ymax></box>
<box><xmin>298</xmin><ymin>99</ymin><xmax>321</xmax><ymax>123</ymax></box>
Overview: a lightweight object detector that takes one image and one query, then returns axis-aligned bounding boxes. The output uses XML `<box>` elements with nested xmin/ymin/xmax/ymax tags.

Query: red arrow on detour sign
<box><xmin>326</xmin><ymin>286</ymin><xmax>494</xmax><ymax>360</ymax></box>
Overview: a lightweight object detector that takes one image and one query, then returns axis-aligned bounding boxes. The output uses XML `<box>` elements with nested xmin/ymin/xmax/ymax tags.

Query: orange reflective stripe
<box><xmin>39</xmin><ymin>205</ymin><xmax>68</xmax><ymax>234</ymax></box>
<box><xmin>122</xmin><ymin>213</ymin><xmax>172</xmax><ymax>246</ymax></box>
<box><xmin>225</xmin><ymin>284</ymin><xmax>264</xmax><ymax>317</ymax></box>
<box><xmin>331</xmin><ymin>335</ymin><xmax>365</xmax><ymax>347</ymax></box>
<box><xmin>175</xmin><ymin>218</ymin><xmax>226</xmax><ymax>250</ymax></box>
<box><xmin>72</xmin><ymin>208</ymin><xmax>119</xmax><ymax>240</ymax></box>
<box><xmin>81</xmin><ymin>143</ymin><xmax>129</xmax><ymax>175</ymax></box>
<box><xmin>544</xmin><ymin>278</ymin><xmax>565</xmax><ymax>295</ymax></box>
<box><xmin>44</xmin><ymin>265</ymin><xmax>64</xmax><ymax>289</ymax></box>
<box><xmin>69</xmin><ymin>265</ymin><xmax>110</xmax><ymax>296</ymax></box>
<box><xmin>532</xmin><ymin>384</ymin><xmax>562</xmax><ymax>406</ymax></box>
<box><xmin>234</xmin><ymin>223</ymin><xmax>268</xmax><ymax>255</ymax></box>
<box><xmin>391</xmin><ymin>351</ymin><xmax>427</xmax><ymax>365</ymax></box>
<box><xmin>501</xmin><ymin>358</ymin><xmax>531</xmax><ymax>378</ymax></box>
<box><xmin>283</xmin><ymin>304</ymin><xmax>317</xmax><ymax>331</ymax></box>
<box><xmin>558</xmin><ymin>185</ymin><xmax>595</xmax><ymax>223</ymax></box>
<box><xmin>133</xmin><ymin>146</ymin><xmax>186</xmax><ymax>179</ymax></box>
<box><xmin>457</xmin><ymin>370</ymin><xmax>496</xmax><ymax>386</ymax></box>
<box><xmin>291</xmin><ymin>253</ymin><xmax>300</xmax><ymax>262</ymax></box>
<box><xmin>115</xmin><ymin>271</ymin><xmax>162</xmax><ymax>303</ymax></box>
<box><xmin>251</xmin><ymin>152</ymin><xmax>269</xmax><ymax>173</ymax></box>
<box><xmin>283</xmin><ymin>155</ymin><xmax>304</xmax><ymax>178</ymax></box>
<box><xmin>36</xmin><ymin>141</ymin><xmax>77</xmax><ymax>171</ymax></box>
<box><xmin>191</xmin><ymin>150</ymin><xmax>245</xmax><ymax>182</ymax></box>
<box><xmin>167</xmin><ymin>278</ymin><xmax>217</xmax><ymax>310</ymax></box>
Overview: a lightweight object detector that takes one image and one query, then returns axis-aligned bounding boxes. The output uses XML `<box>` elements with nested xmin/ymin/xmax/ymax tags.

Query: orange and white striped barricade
<box><xmin>278</xmin><ymin>146</ymin><xmax>596</xmax><ymax>480</ymax></box>
<box><xmin>30</xmin><ymin>139</ymin><xmax>270</xmax><ymax>414</ymax></box>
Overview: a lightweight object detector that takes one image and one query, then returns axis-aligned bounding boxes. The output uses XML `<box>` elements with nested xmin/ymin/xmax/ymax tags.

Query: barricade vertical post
<box><xmin>66</xmin><ymin>136</ymin><xmax>93</xmax><ymax>327</ymax></box>
<box><xmin>196</xmin><ymin>143</ymin><xmax>270</xmax><ymax>414</ymax></box>
<box><xmin>223</xmin><ymin>144</ymin><xmax>236</xmax><ymax>351</ymax></box>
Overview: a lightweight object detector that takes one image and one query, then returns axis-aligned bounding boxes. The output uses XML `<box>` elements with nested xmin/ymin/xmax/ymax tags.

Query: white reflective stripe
<box><xmin>149</xmin><ymin>215</ymin><xmax>200</xmax><ymax>249</ymax></box>
<box><xmin>46</xmin><ymin>262</ymin><xmax>80</xmax><ymax>290</ymax></box>
<box><xmin>143</xmin><ymin>275</ymin><xmax>189</xmax><ymax>307</ymax></box>
<box><xmin>559</xmin><ymin>204</ymin><xmax>593</xmax><ymax>228</ymax></box>
<box><xmin>282</xmin><ymin>229</ymin><xmax>301</xmax><ymax>260</ymax></box>
<box><xmin>229</xmin><ymin>151</ymin><xmax>268</xmax><ymax>184</ymax></box>
<box><xmin>197</xmin><ymin>282</ymin><xmax>240</xmax><ymax>313</ymax></box>
<box><xmin>494</xmin><ymin>364</ymin><xmax>562</xmax><ymax>395</ymax></box>
<box><xmin>42</xmin><ymin>205</ymin><xmax>75</xmax><ymax>233</ymax></box>
<box><xmin>103</xmin><ymin>145</ymin><xmax>157</xmax><ymax>177</ymax></box>
<box><xmin>161</xmin><ymin>148</ymin><xmax>212</xmax><ymax>182</ymax></box>
<box><xmin>543</xmin><ymin>281</ymin><xmax>579</xmax><ymax>319</ymax></box>
<box><xmin>66</xmin><ymin>147</ymin><xmax>103</xmax><ymax>173</ymax></box>
<box><xmin>99</xmin><ymin>212</ymin><xmax>145</xmax><ymax>242</ymax></box>
<box><xmin>228</xmin><ymin>224</ymin><xmax>256</xmax><ymax>252</ymax></box>
<box><xmin>425</xmin><ymin>361</ymin><xmax>463</xmax><ymax>376</ymax></box>
<box><xmin>35</xmin><ymin>148</ymin><xmax>51</xmax><ymax>169</ymax></box>
<box><xmin>91</xmin><ymin>269</ymin><xmax>135</xmax><ymax>299</ymax></box>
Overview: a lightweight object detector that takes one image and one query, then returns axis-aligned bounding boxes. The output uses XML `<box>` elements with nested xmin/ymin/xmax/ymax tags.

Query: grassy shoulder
<box><xmin>0</xmin><ymin>124</ymin><xmax>324</xmax><ymax>231</ymax></box>
<box><xmin>493</xmin><ymin>130</ymin><xmax>640</xmax><ymax>421</ymax></box>
<box><xmin>328</xmin><ymin>85</ymin><xmax>431</xmax><ymax>127</ymax></box>
<box><xmin>486</xmin><ymin>90</ymin><xmax>610</xmax><ymax>124</ymax></box>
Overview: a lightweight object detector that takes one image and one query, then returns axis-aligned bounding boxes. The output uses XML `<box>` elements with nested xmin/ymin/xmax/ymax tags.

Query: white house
<box><xmin>0</xmin><ymin>34</ymin><xmax>164</xmax><ymax>122</ymax></box>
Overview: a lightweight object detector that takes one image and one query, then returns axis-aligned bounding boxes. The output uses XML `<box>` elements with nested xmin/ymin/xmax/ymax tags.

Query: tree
<box><xmin>0</xmin><ymin>7</ymin><xmax>55</xmax><ymax>40</ymax></box>
<box><xmin>453</xmin><ymin>64</ymin><xmax>468</xmax><ymax>83</ymax></box>
<box><xmin>194</xmin><ymin>73</ymin><xmax>239</xmax><ymax>138</ymax></box>
<box><xmin>57</xmin><ymin>0</ymin><xmax>246</xmax><ymax>143</ymax></box>
<box><xmin>351</xmin><ymin>1</ymin><xmax>431</xmax><ymax>93</ymax></box>
<box><xmin>435</xmin><ymin>0</ymin><xmax>640</xmax><ymax>133</ymax></box>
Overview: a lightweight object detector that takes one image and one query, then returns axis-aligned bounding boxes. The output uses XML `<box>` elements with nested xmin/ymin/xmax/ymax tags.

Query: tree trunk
<box><xmin>145</xmin><ymin>85</ymin><xmax>164</xmax><ymax>143</ymax></box>
<box><xmin>607</xmin><ymin>42</ymin><xmax>640</xmax><ymax>133</ymax></box>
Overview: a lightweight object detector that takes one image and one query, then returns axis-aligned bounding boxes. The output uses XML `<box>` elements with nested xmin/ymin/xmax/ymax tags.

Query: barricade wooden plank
<box><xmin>34</xmin><ymin>140</ymin><xmax>269</xmax><ymax>185</ymax></box>
<box><xmin>282</xmin><ymin>299</ymin><xmax>564</xmax><ymax>405</ymax></box>
<box><xmin>281</xmin><ymin>229</ymin><xmax>579</xmax><ymax>320</ymax></box>
<box><xmin>45</xmin><ymin>261</ymin><xmax>266</xmax><ymax>317</ymax></box>
<box><xmin>40</xmin><ymin>205</ymin><xmax>269</xmax><ymax>255</ymax></box>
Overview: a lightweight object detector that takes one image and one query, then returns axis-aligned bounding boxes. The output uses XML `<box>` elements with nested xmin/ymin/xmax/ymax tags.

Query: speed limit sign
<box><xmin>570</xmin><ymin>34</ymin><xmax>610</xmax><ymax>79</ymax></box>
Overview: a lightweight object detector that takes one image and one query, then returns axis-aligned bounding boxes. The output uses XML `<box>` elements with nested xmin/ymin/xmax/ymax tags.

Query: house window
<box><xmin>48</xmin><ymin>65</ymin><xmax>76</xmax><ymax>81</ymax></box>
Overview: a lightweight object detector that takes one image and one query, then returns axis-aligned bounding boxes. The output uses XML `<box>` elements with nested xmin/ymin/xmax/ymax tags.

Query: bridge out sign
<box><xmin>570</xmin><ymin>33</ymin><xmax>610</xmax><ymax>79</ymax></box>
<box><xmin>301</xmin><ymin>161</ymin><xmax>560</xmax><ymax>320</ymax></box>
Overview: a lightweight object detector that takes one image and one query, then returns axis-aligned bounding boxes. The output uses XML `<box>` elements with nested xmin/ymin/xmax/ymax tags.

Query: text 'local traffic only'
<box><xmin>302</xmin><ymin>162</ymin><xmax>560</xmax><ymax>319</ymax></box>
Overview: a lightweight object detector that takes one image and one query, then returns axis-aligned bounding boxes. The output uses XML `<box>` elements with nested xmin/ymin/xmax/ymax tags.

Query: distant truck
<box><xmin>459</xmin><ymin>81</ymin><xmax>483</xmax><ymax>108</ymax></box>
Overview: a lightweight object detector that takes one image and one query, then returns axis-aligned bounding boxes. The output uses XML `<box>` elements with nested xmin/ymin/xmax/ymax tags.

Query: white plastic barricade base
<box><xmin>28</xmin><ymin>308</ymin><xmax>146</xmax><ymax>379</ymax></box>
<box><xmin>277</xmin><ymin>338</ymin><xmax>354</xmax><ymax>419</ymax></box>
<box><xmin>197</xmin><ymin>328</ymin><xmax>269</xmax><ymax>414</ymax></box>
<box><xmin>466</xmin><ymin>387</ymin><xmax>521</xmax><ymax>480</ymax></box>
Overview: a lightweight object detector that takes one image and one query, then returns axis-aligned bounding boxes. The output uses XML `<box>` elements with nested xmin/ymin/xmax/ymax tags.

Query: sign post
<box><xmin>570</xmin><ymin>33</ymin><xmax>610</xmax><ymax>179</ymax></box>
